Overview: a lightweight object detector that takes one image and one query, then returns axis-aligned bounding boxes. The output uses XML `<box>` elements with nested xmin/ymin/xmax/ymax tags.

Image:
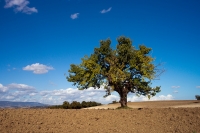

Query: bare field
<box><xmin>0</xmin><ymin>100</ymin><xmax>200</xmax><ymax>133</ymax></box>
<box><xmin>86</xmin><ymin>100</ymin><xmax>200</xmax><ymax>109</ymax></box>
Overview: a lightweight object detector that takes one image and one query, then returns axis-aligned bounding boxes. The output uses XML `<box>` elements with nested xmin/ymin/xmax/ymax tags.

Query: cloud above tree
<box><xmin>23</xmin><ymin>63</ymin><xmax>54</xmax><ymax>74</ymax></box>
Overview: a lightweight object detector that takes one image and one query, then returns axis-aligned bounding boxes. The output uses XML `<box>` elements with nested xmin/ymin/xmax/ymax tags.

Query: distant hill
<box><xmin>0</xmin><ymin>101</ymin><xmax>48</xmax><ymax>108</ymax></box>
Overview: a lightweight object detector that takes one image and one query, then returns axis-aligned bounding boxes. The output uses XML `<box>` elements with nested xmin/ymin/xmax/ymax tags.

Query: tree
<box><xmin>70</xmin><ymin>101</ymin><xmax>81</xmax><ymax>109</ymax></box>
<box><xmin>81</xmin><ymin>101</ymin><xmax>88</xmax><ymax>108</ymax></box>
<box><xmin>67</xmin><ymin>36</ymin><xmax>162</xmax><ymax>107</ymax></box>
<box><xmin>63</xmin><ymin>101</ymin><xmax>70</xmax><ymax>109</ymax></box>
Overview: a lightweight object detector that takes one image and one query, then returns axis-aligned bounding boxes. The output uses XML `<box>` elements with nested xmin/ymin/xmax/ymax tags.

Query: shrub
<box><xmin>81</xmin><ymin>101</ymin><xmax>88</xmax><ymax>108</ymax></box>
<box><xmin>63</xmin><ymin>101</ymin><xmax>71</xmax><ymax>109</ymax></box>
<box><xmin>71</xmin><ymin>101</ymin><xmax>81</xmax><ymax>109</ymax></box>
<box><xmin>47</xmin><ymin>101</ymin><xmax>102</xmax><ymax>109</ymax></box>
<box><xmin>48</xmin><ymin>105</ymin><xmax>63</xmax><ymax>109</ymax></box>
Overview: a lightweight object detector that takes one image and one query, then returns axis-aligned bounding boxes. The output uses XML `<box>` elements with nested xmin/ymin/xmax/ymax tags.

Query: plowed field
<box><xmin>0</xmin><ymin>100</ymin><xmax>200</xmax><ymax>133</ymax></box>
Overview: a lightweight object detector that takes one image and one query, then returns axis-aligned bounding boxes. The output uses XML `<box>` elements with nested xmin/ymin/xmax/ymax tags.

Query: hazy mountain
<box><xmin>0</xmin><ymin>101</ymin><xmax>48</xmax><ymax>108</ymax></box>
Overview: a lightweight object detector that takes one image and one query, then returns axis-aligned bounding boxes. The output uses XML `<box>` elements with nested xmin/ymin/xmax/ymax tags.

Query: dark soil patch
<box><xmin>0</xmin><ymin>107</ymin><xmax>200</xmax><ymax>132</ymax></box>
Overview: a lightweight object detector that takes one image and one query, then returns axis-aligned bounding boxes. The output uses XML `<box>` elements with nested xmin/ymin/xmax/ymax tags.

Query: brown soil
<box><xmin>0</xmin><ymin>100</ymin><xmax>200</xmax><ymax>133</ymax></box>
<box><xmin>87</xmin><ymin>100</ymin><xmax>200</xmax><ymax>109</ymax></box>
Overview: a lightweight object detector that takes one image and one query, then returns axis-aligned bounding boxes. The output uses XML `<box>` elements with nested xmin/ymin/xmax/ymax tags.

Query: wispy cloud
<box><xmin>171</xmin><ymin>86</ymin><xmax>180</xmax><ymax>89</ymax></box>
<box><xmin>7</xmin><ymin>83</ymin><xmax>35</xmax><ymax>91</ymax></box>
<box><xmin>173</xmin><ymin>90</ymin><xmax>178</xmax><ymax>93</ymax></box>
<box><xmin>23</xmin><ymin>63</ymin><xmax>54</xmax><ymax>74</ymax></box>
<box><xmin>196</xmin><ymin>86</ymin><xmax>200</xmax><ymax>88</ymax></box>
<box><xmin>7</xmin><ymin>64</ymin><xmax>17</xmax><ymax>71</ymax></box>
<box><xmin>49</xmin><ymin>81</ymin><xmax>57</xmax><ymax>86</ymax></box>
<box><xmin>100</xmin><ymin>7</ymin><xmax>112</xmax><ymax>14</ymax></box>
<box><xmin>0</xmin><ymin>83</ymin><xmax>36</xmax><ymax>101</ymax></box>
<box><xmin>4</xmin><ymin>0</ymin><xmax>38</xmax><ymax>14</ymax></box>
<box><xmin>0</xmin><ymin>84</ymin><xmax>8</xmax><ymax>92</ymax></box>
<box><xmin>70</xmin><ymin>13</ymin><xmax>79</xmax><ymax>19</ymax></box>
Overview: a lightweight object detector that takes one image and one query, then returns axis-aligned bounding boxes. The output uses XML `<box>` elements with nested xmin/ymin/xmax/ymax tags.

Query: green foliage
<box><xmin>81</xmin><ymin>101</ymin><xmax>88</xmax><ymax>108</ymax></box>
<box><xmin>48</xmin><ymin>105</ymin><xmax>64</xmax><ymax>109</ymax></box>
<box><xmin>47</xmin><ymin>101</ymin><xmax>102</xmax><ymax>109</ymax></box>
<box><xmin>67</xmin><ymin>36</ymin><xmax>161</xmax><ymax>98</ymax></box>
<box><xmin>70</xmin><ymin>101</ymin><xmax>81</xmax><ymax>109</ymax></box>
<box><xmin>63</xmin><ymin>101</ymin><xmax>70</xmax><ymax>109</ymax></box>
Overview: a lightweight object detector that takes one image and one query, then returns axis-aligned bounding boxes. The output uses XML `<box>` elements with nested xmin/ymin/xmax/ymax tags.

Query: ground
<box><xmin>0</xmin><ymin>100</ymin><xmax>200</xmax><ymax>133</ymax></box>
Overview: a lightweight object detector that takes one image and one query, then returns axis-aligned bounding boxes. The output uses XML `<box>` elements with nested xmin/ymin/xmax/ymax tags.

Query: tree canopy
<box><xmin>67</xmin><ymin>36</ymin><xmax>161</xmax><ymax>107</ymax></box>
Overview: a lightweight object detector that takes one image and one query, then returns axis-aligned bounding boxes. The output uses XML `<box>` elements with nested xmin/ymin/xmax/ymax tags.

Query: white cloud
<box><xmin>100</xmin><ymin>7</ymin><xmax>112</xmax><ymax>14</ymax></box>
<box><xmin>4</xmin><ymin>95</ymin><xmax>15</xmax><ymax>100</ymax></box>
<box><xmin>70</xmin><ymin>13</ymin><xmax>79</xmax><ymax>19</ymax></box>
<box><xmin>0</xmin><ymin>83</ymin><xmax>37</xmax><ymax>101</ymax></box>
<box><xmin>196</xmin><ymin>86</ymin><xmax>200</xmax><ymax>88</ymax></box>
<box><xmin>173</xmin><ymin>90</ymin><xmax>178</xmax><ymax>93</ymax></box>
<box><xmin>171</xmin><ymin>86</ymin><xmax>180</xmax><ymax>89</ymax></box>
<box><xmin>7</xmin><ymin>83</ymin><xmax>35</xmax><ymax>91</ymax></box>
<box><xmin>29</xmin><ymin>92</ymin><xmax>37</xmax><ymax>96</ymax></box>
<box><xmin>4</xmin><ymin>0</ymin><xmax>38</xmax><ymax>14</ymax></box>
<box><xmin>39</xmin><ymin>87</ymin><xmax>112</xmax><ymax>104</ymax></box>
<box><xmin>0</xmin><ymin>83</ymin><xmax>174</xmax><ymax>105</ymax></box>
<box><xmin>37</xmin><ymin>88</ymin><xmax>174</xmax><ymax>105</ymax></box>
<box><xmin>23</xmin><ymin>63</ymin><xmax>54</xmax><ymax>74</ymax></box>
<box><xmin>0</xmin><ymin>84</ymin><xmax>8</xmax><ymax>92</ymax></box>
<box><xmin>127</xmin><ymin>94</ymin><xmax>173</xmax><ymax>102</ymax></box>
<box><xmin>0</xmin><ymin>83</ymin><xmax>35</xmax><ymax>92</ymax></box>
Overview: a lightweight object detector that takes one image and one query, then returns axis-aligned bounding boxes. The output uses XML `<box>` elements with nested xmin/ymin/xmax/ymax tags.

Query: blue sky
<box><xmin>0</xmin><ymin>0</ymin><xmax>200</xmax><ymax>105</ymax></box>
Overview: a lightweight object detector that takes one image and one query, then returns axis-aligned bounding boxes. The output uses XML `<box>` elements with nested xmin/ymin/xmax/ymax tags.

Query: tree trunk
<box><xmin>119</xmin><ymin>87</ymin><xmax>128</xmax><ymax>107</ymax></box>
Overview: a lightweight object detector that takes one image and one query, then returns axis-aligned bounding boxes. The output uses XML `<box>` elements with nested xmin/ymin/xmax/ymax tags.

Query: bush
<box><xmin>81</xmin><ymin>101</ymin><xmax>88</xmax><ymax>108</ymax></box>
<box><xmin>63</xmin><ymin>101</ymin><xmax>71</xmax><ymax>109</ymax></box>
<box><xmin>47</xmin><ymin>101</ymin><xmax>102</xmax><ymax>109</ymax></box>
<box><xmin>71</xmin><ymin>101</ymin><xmax>81</xmax><ymax>109</ymax></box>
<box><xmin>48</xmin><ymin>105</ymin><xmax>63</xmax><ymax>109</ymax></box>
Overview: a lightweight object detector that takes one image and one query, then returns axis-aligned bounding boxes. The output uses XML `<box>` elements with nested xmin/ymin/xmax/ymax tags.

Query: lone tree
<box><xmin>67</xmin><ymin>36</ymin><xmax>162</xmax><ymax>107</ymax></box>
